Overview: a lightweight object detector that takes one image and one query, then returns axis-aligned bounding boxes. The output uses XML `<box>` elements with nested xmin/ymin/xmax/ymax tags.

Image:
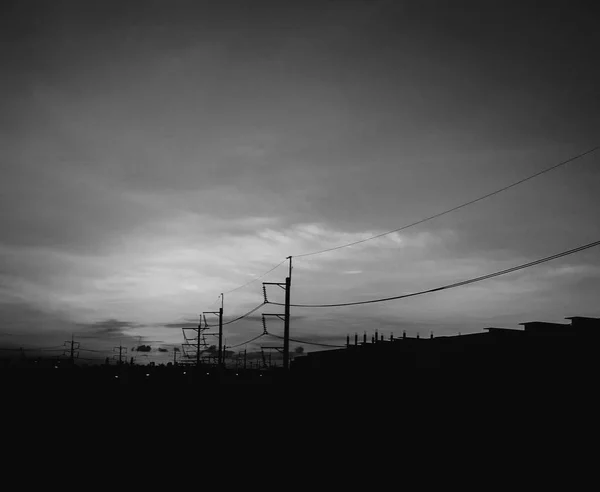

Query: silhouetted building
<box><xmin>291</xmin><ymin>315</ymin><xmax>600</xmax><ymax>379</ymax></box>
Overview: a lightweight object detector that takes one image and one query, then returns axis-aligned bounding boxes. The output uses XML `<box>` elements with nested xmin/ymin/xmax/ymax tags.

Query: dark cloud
<box><xmin>136</xmin><ymin>345</ymin><xmax>152</xmax><ymax>352</ymax></box>
<box><xmin>164</xmin><ymin>322</ymin><xmax>199</xmax><ymax>329</ymax></box>
<box><xmin>80</xmin><ymin>318</ymin><xmax>138</xmax><ymax>335</ymax></box>
<box><xmin>158</xmin><ymin>347</ymin><xmax>168</xmax><ymax>352</ymax></box>
<box><xmin>0</xmin><ymin>300</ymin><xmax>77</xmax><ymax>348</ymax></box>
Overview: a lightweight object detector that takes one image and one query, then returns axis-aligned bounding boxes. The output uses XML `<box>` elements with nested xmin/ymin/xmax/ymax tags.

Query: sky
<box><xmin>1</xmin><ymin>0</ymin><xmax>599</xmax><ymax>364</ymax></box>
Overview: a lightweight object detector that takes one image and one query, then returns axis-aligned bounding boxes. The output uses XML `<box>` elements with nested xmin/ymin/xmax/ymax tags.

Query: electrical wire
<box><xmin>269</xmin><ymin>238</ymin><xmax>600</xmax><ymax>308</ymax></box>
<box><xmin>293</xmin><ymin>146</ymin><xmax>599</xmax><ymax>258</ymax></box>
<box><xmin>268</xmin><ymin>333</ymin><xmax>345</xmax><ymax>348</ymax></box>
<box><xmin>222</xmin><ymin>258</ymin><xmax>288</xmax><ymax>295</ymax></box>
<box><xmin>228</xmin><ymin>333</ymin><xmax>267</xmax><ymax>348</ymax></box>
<box><xmin>204</xmin><ymin>302</ymin><xmax>266</xmax><ymax>328</ymax></box>
<box><xmin>209</xmin><ymin>294</ymin><xmax>222</xmax><ymax>308</ymax></box>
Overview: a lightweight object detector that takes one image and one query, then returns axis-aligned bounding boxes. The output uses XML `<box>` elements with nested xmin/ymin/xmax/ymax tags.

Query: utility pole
<box><xmin>113</xmin><ymin>342</ymin><xmax>127</xmax><ymax>365</ymax></box>
<box><xmin>219</xmin><ymin>293</ymin><xmax>224</xmax><ymax>366</ymax></box>
<box><xmin>284</xmin><ymin>256</ymin><xmax>292</xmax><ymax>370</ymax></box>
<box><xmin>202</xmin><ymin>308</ymin><xmax>222</xmax><ymax>366</ymax></box>
<box><xmin>63</xmin><ymin>334</ymin><xmax>80</xmax><ymax>366</ymax></box>
<box><xmin>196</xmin><ymin>314</ymin><xmax>201</xmax><ymax>366</ymax></box>
<box><xmin>262</xmin><ymin>255</ymin><xmax>293</xmax><ymax>370</ymax></box>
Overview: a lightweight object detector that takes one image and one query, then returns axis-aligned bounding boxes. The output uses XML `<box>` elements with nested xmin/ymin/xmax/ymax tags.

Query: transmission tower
<box><xmin>112</xmin><ymin>343</ymin><xmax>128</xmax><ymax>365</ymax></box>
<box><xmin>181</xmin><ymin>314</ymin><xmax>212</xmax><ymax>366</ymax></box>
<box><xmin>63</xmin><ymin>335</ymin><xmax>80</xmax><ymax>365</ymax></box>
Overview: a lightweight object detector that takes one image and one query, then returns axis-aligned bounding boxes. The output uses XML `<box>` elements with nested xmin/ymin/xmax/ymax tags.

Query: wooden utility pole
<box><xmin>113</xmin><ymin>342</ymin><xmax>127</xmax><ymax>365</ymax></box>
<box><xmin>64</xmin><ymin>335</ymin><xmax>79</xmax><ymax>366</ymax></box>
<box><xmin>218</xmin><ymin>293</ymin><xmax>224</xmax><ymax>366</ymax></box>
<box><xmin>196</xmin><ymin>314</ymin><xmax>201</xmax><ymax>366</ymax></box>
<box><xmin>283</xmin><ymin>256</ymin><xmax>292</xmax><ymax>370</ymax></box>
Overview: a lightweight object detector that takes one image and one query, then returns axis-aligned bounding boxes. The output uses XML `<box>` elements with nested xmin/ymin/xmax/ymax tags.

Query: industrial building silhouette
<box><xmin>290</xmin><ymin>316</ymin><xmax>600</xmax><ymax>380</ymax></box>
<box><xmin>2</xmin><ymin>315</ymin><xmax>598</xmax><ymax>384</ymax></box>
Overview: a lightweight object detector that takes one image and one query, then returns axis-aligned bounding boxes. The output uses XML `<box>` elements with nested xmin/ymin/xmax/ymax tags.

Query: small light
<box><xmin>146</xmin><ymin>373</ymin><xmax>150</xmax><ymax>376</ymax></box>
<box><xmin>260</xmin><ymin>374</ymin><xmax>263</xmax><ymax>377</ymax></box>
<box><xmin>236</xmin><ymin>373</ymin><xmax>239</xmax><ymax>376</ymax></box>
<box><xmin>54</xmin><ymin>366</ymin><xmax>58</xmax><ymax>369</ymax></box>
<box><xmin>183</xmin><ymin>372</ymin><xmax>186</xmax><ymax>375</ymax></box>
<box><xmin>206</xmin><ymin>372</ymin><xmax>209</xmax><ymax>375</ymax></box>
<box><xmin>115</xmin><ymin>375</ymin><xmax>119</xmax><ymax>379</ymax></box>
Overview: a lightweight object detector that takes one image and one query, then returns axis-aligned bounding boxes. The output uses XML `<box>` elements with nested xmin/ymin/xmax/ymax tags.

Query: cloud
<box><xmin>135</xmin><ymin>345</ymin><xmax>152</xmax><ymax>352</ymax></box>
<box><xmin>0</xmin><ymin>300</ymin><xmax>79</xmax><ymax>348</ymax></box>
<box><xmin>2</xmin><ymin>1</ymin><xmax>599</xmax><ymax>357</ymax></box>
<box><xmin>79</xmin><ymin>318</ymin><xmax>139</xmax><ymax>336</ymax></box>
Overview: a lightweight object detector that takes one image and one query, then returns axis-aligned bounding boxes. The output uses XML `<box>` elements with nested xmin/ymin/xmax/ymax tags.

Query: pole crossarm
<box><xmin>263</xmin><ymin>282</ymin><xmax>287</xmax><ymax>292</ymax></box>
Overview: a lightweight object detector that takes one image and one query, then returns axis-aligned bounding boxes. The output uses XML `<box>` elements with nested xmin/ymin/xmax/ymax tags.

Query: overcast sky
<box><xmin>1</xmin><ymin>0</ymin><xmax>599</xmax><ymax>363</ymax></box>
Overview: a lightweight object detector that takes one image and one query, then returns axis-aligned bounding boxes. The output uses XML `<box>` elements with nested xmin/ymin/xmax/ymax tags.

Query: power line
<box><xmin>268</xmin><ymin>333</ymin><xmax>345</xmax><ymax>348</ymax></box>
<box><xmin>268</xmin><ymin>238</ymin><xmax>600</xmax><ymax>308</ymax></box>
<box><xmin>209</xmin><ymin>294</ymin><xmax>222</xmax><ymax>307</ymax></box>
<box><xmin>222</xmin><ymin>258</ymin><xmax>288</xmax><ymax>295</ymax></box>
<box><xmin>293</xmin><ymin>146</ymin><xmax>599</xmax><ymax>258</ymax></box>
<box><xmin>204</xmin><ymin>302</ymin><xmax>266</xmax><ymax>328</ymax></box>
<box><xmin>228</xmin><ymin>333</ymin><xmax>267</xmax><ymax>349</ymax></box>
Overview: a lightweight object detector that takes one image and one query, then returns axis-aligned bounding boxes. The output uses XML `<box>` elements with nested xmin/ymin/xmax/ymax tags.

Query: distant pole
<box><xmin>196</xmin><ymin>314</ymin><xmax>201</xmax><ymax>366</ymax></box>
<box><xmin>64</xmin><ymin>334</ymin><xmax>79</xmax><ymax>366</ymax></box>
<box><xmin>218</xmin><ymin>293</ymin><xmax>224</xmax><ymax>366</ymax></box>
<box><xmin>244</xmin><ymin>349</ymin><xmax>247</xmax><ymax>370</ymax></box>
<box><xmin>283</xmin><ymin>256</ymin><xmax>292</xmax><ymax>370</ymax></box>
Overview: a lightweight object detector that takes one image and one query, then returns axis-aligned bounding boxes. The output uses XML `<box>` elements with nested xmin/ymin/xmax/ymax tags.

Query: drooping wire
<box><xmin>222</xmin><ymin>258</ymin><xmax>288</xmax><ymax>295</ymax></box>
<box><xmin>204</xmin><ymin>302</ymin><xmax>266</xmax><ymax>328</ymax></box>
<box><xmin>269</xmin><ymin>238</ymin><xmax>600</xmax><ymax>308</ymax></box>
<box><xmin>293</xmin><ymin>146</ymin><xmax>599</xmax><ymax>258</ymax></box>
<box><xmin>228</xmin><ymin>333</ymin><xmax>268</xmax><ymax>349</ymax></box>
<box><xmin>209</xmin><ymin>294</ymin><xmax>222</xmax><ymax>308</ymax></box>
<box><xmin>268</xmin><ymin>333</ymin><xmax>345</xmax><ymax>348</ymax></box>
